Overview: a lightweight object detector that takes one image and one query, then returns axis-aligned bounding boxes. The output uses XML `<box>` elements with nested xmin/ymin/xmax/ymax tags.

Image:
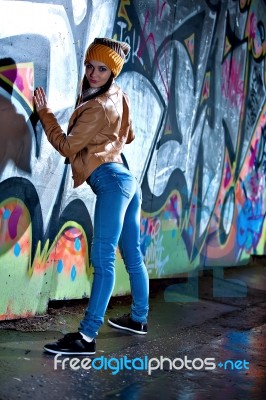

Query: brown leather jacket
<box><xmin>37</xmin><ymin>83</ymin><xmax>134</xmax><ymax>188</ymax></box>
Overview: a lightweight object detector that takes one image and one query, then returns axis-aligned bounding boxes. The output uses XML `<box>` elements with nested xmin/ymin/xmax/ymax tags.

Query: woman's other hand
<box><xmin>33</xmin><ymin>87</ymin><xmax>48</xmax><ymax>111</ymax></box>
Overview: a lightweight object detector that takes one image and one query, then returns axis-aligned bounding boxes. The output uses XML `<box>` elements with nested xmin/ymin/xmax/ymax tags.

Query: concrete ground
<box><xmin>0</xmin><ymin>259</ymin><xmax>265</xmax><ymax>400</ymax></box>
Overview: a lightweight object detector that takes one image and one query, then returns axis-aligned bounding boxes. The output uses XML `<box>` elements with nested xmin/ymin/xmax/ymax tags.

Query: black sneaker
<box><xmin>108</xmin><ymin>313</ymin><xmax>147</xmax><ymax>335</ymax></box>
<box><xmin>43</xmin><ymin>332</ymin><xmax>96</xmax><ymax>355</ymax></box>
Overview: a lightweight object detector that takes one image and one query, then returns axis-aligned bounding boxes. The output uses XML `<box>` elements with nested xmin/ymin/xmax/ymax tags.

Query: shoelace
<box><xmin>121</xmin><ymin>313</ymin><xmax>131</xmax><ymax>318</ymax></box>
<box><xmin>57</xmin><ymin>332</ymin><xmax>81</xmax><ymax>344</ymax></box>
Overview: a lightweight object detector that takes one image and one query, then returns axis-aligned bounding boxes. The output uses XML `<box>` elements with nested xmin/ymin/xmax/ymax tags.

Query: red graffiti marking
<box><xmin>138</xmin><ymin>8</ymin><xmax>170</xmax><ymax>98</ymax></box>
<box><xmin>156</xmin><ymin>0</ymin><xmax>168</xmax><ymax>20</ymax></box>
<box><xmin>249</xmin><ymin>139</ymin><xmax>259</xmax><ymax>168</ymax></box>
<box><xmin>249</xmin><ymin>12</ymin><xmax>257</xmax><ymax>40</ymax></box>
<box><xmin>222</xmin><ymin>58</ymin><xmax>244</xmax><ymax>108</ymax></box>
<box><xmin>224</xmin><ymin>161</ymin><xmax>232</xmax><ymax>188</ymax></box>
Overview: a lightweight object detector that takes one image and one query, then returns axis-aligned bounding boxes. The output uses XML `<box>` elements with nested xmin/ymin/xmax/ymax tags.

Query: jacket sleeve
<box><xmin>37</xmin><ymin>103</ymin><xmax>104</xmax><ymax>157</ymax></box>
<box><xmin>122</xmin><ymin>93</ymin><xmax>135</xmax><ymax>144</ymax></box>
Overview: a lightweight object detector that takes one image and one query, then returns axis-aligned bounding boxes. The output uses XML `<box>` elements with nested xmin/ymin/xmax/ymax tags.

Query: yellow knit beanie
<box><xmin>84</xmin><ymin>38</ymin><xmax>130</xmax><ymax>77</ymax></box>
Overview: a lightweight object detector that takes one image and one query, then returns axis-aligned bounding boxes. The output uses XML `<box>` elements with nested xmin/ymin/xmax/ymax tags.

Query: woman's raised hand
<box><xmin>33</xmin><ymin>87</ymin><xmax>48</xmax><ymax>111</ymax></box>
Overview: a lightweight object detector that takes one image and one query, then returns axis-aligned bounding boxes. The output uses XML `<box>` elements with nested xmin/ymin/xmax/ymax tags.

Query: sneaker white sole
<box><xmin>108</xmin><ymin>319</ymin><xmax>147</xmax><ymax>335</ymax></box>
<box><xmin>43</xmin><ymin>346</ymin><xmax>95</xmax><ymax>355</ymax></box>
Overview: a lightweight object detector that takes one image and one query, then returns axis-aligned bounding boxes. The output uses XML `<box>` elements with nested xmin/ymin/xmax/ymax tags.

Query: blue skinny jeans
<box><xmin>79</xmin><ymin>162</ymin><xmax>149</xmax><ymax>338</ymax></box>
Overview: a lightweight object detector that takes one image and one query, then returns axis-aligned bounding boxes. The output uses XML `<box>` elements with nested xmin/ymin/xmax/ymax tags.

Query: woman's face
<box><xmin>85</xmin><ymin>60</ymin><xmax>112</xmax><ymax>88</ymax></box>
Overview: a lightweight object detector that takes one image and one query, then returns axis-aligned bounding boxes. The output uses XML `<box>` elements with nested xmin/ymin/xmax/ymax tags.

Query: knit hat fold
<box><xmin>84</xmin><ymin>38</ymin><xmax>130</xmax><ymax>77</ymax></box>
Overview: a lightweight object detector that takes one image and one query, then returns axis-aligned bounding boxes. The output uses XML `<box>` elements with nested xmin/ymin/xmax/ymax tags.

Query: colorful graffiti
<box><xmin>0</xmin><ymin>0</ymin><xmax>265</xmax><ymax>319</ymax></box>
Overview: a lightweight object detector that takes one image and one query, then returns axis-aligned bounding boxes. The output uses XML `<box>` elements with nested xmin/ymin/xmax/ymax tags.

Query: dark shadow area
<box><xmin>0</xmin><ymin>57</ymin><xmax>32</xmax><ymax>173</ymax></box>
<box><xmin>0</xmin><ymin>34</ymin><xmax>50</xmax><ymax>158</ymax></box>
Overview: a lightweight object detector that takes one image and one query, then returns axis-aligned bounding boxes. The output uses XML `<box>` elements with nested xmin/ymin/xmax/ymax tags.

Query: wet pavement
<box><xmin>0</xmin><ymin>260</ymin><xmax>265</xmax><ymax>400</ymax></box>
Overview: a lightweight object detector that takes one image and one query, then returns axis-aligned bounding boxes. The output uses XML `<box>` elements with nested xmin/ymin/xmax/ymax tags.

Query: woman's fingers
<box><xmin>33</xmin><ymin>87</ymin><xmax>48</xmax><ymax>111</ymax></box>
<box><xmin>34</xmin><ymin>87</ymin><xmax>46</xmax><ymax>103</ymax></box>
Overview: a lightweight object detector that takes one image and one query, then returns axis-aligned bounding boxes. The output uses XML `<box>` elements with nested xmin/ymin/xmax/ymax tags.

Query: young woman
<box><xmin>33</xmin><ymin>38</ymin><xmax>149</xmax><ymax>355</ymax></box>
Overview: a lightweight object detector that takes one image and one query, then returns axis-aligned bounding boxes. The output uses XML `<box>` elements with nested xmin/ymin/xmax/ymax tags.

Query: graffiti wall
<box><xmin>0</xmin><ymin>0</ymin><xmax>265</xmax><ymax>320</ymax></box>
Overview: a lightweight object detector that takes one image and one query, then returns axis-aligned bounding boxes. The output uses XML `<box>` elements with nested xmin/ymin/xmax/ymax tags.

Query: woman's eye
<box><xmin>99</xmin><ymin>67</ymin><xmax>107</xmax><ymax>72</ymax></box>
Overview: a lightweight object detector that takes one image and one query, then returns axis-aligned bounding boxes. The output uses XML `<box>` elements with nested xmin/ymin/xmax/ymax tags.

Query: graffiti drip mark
<box><xmin>14</xmin><ymin>242</ymin><xmax>21</xmax><ymax>257</ymax></box>
<box><xmin>71</xmin><ymin>265</ymin><xmax>77</xmax><ymax>281</ymax></box>
<box><xmin>57</xmin><ymin>260</ymin><xmax>64</xmax><ymax>273</ymax></box>
<box><xmin>74</xmin><ymin>238</ymin><xmax>81</xmax><ymax>251</ymax></box>
<box><xmin>8</xmin><ymin>205</ymin><xmax>23</xmax><ymax>240</ymax></box>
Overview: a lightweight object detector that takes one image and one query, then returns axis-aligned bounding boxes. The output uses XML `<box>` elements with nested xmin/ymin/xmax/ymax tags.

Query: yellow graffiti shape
<box><xmin>239</xmin><ymin>0</ymin><xmax>252</xmax><ymax>11</ymax></box>
<box><xmin>184</xmin><ymin>33</ymin><xmax>195</xmax><ymax>64</ymax></box>
<box><xmin>223</xmin><ymin>36</ymin><xmax>232</xmax><ymax>58</ymax></box>
<box><xmin>118</xmin><ymin>0</ymin><xmax>132</xmax><ymax>31</ymax></box>
<box><xmin>200</xmin><ymin>72</ymin><xmax>211</xmax><ymax>104</ymax></box>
